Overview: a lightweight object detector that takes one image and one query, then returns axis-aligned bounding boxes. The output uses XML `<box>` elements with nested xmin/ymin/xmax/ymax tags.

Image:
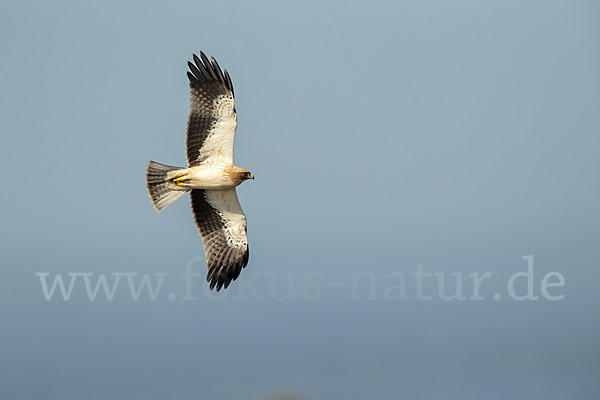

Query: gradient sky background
<box><xmin>1</xmin><ymin>1</ymin><xmax>599</xmax><ymax>399</ymax></box>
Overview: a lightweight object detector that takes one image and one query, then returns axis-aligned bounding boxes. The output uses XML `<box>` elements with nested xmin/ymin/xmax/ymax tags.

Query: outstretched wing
<box><xmin>190</xmin><ymin>188</ymin><xmax>249</xmax><ymax>291</ymax></box>
<box><xmin>186</xmin><ymin>52</ymin><xmax>237</xmax><ymax>166</ymax></box>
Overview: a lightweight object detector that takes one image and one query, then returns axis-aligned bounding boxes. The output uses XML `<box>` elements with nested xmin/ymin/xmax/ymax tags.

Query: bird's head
<box><xmin>228</xmin><ymin>166</ymin><xmax>254</xmax><ymax>185</ymax></box>
<box><xmin>236</xmin><ymin>169</ymin><xmax>254</xmax><ymax>184</ymax></box>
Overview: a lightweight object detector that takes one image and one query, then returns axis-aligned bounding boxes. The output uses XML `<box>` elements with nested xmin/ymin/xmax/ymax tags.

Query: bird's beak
<box><xmin>250</xmin><ymin>174</ymin><xmax>255</xmax><ymax>180</ymax></box>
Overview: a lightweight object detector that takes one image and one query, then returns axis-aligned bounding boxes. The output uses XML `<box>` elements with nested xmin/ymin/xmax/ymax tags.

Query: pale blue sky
<box><xmin>1</xmin><ymin>1</ymin><xmax>599</xmax><ymax>399</ymax></box>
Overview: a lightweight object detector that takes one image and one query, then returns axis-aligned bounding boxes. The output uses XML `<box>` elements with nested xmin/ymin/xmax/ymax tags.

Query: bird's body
<box><xmin>167</xmin><ymin>163</ymin><xmax>250</xmax><ymax>190</ymax></box>
<box><xmin>145</xmin><ymin>52</ymin><xmax>253</xmax><ymax>291</ymax></box>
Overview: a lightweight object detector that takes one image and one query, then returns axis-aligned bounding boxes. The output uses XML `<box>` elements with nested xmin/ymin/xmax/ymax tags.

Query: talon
<box><xmin>172</xmin><ymin>176</ymin><xmax>186</xmax><ymax>187</ymax></box>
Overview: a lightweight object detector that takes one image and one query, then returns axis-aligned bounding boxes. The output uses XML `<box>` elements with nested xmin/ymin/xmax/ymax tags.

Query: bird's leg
<box><xmin>172</xmin><ymin>176</ymin><xmax>186</xmax><ymax>187</ymax></box>
<box><xmin>165</xmin><ymin>169</ymin><xmax>190</xmax><ymax>188</ymax></box>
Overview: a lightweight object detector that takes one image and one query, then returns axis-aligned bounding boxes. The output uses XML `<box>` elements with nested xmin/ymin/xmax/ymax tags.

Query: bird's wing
<box><xmin>186</xmin><ymin>52</ymin><xmax>237</xmax><ymax>166</ymax></box>
<box><xmin>190</xmin><ymin>188</ymin><xmax>249</xmax><ymax>291</ymax></box>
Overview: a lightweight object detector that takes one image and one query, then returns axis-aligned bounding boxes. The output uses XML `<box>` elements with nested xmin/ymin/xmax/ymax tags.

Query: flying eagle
<box><xmin>145</xmin><ymin>52</ymin><xmax>253</xmax><ymax>291</ymax></box>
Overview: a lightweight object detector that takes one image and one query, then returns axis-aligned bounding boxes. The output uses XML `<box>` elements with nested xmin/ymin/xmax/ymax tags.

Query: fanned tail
<box><xmin>146</xmin><ymin>161</ymin><xmax>188</xmax><ymax>211</ymax></box>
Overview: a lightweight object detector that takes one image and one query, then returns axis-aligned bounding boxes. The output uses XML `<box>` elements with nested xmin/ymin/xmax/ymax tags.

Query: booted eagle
<box><xmin>146</xmin><ymin>52</ymin><xmax>253</xmax><ymax>291</ymax></box>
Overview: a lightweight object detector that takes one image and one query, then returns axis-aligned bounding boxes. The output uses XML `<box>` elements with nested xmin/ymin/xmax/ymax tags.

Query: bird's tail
<box><xmin>146</xmin><ymin>161</ymin><xmax>188</xmax><ymax>211</ymax></box>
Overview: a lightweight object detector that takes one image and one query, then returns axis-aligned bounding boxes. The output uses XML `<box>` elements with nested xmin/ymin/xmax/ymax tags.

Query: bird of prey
<box><xmin>145</xmin><ymin>52</ymin><xmax>253</xmax><ymax>291</ymax></box>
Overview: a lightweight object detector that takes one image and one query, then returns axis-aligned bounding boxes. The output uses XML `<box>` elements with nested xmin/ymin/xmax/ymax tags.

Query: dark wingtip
<box><xmin>188</xmin><ymin>51</ymin><xmax>233</xmax><ymax>95</ymax></box>
<box><xmin>224</xmin><ymin>69</ymin><xmax>234</xmax><ymax>95</ymax></box>
<box><xmin>191</xmin><ymin>53</ymin><xmax>210</xmax><ymax>80</ymax></box>
<box><xmin>210</xmin><ymin>56</ymin><xmax>225</xmax><ymax>83</ymax></box>
<box><xmin>199</xmin><ymin>52</ymin><xmax>217</xmax><ymax>79</ymax></box>
<box><xmin>188</xmin><ymin>61</ymin><xmax>200</xmax><ymax>80</ymax></box>
<box><xmin>186</xmin><ymin>71</ymin><xmax>195</xmax><ymax>82</ymax></box>
<box><xmin>206</xmin><ymin>259</ymin><xmax>247</xmax><ymax>292</ymax></box>
<box><xmin>193</xmin><ymin>53</ymin><xmax>203</xmax><ymax>67</ymax></box>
